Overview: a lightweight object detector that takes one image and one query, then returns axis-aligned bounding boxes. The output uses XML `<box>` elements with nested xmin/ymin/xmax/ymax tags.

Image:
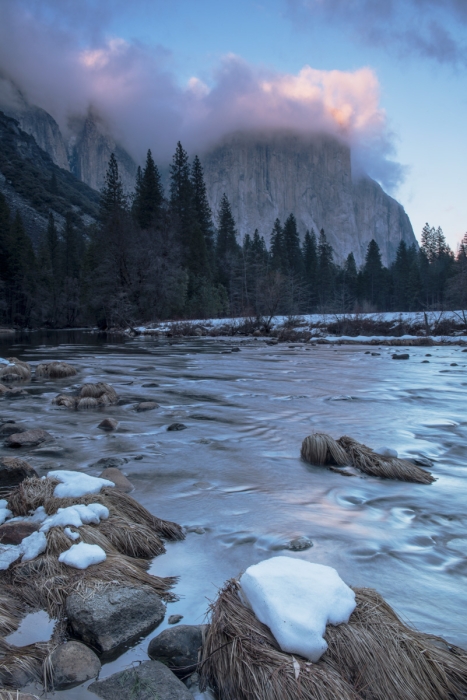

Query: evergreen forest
<box><xmin>1</xmin><ymin>143</ymin><xmax>466</xmax><ymax>329</ymax></box>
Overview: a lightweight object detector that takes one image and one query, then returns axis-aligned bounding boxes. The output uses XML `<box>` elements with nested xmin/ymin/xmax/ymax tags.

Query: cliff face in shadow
<box><xmin>201</xmin><ymin>132</ymin><xmax>415</xmax><ymax>265</ymax></box>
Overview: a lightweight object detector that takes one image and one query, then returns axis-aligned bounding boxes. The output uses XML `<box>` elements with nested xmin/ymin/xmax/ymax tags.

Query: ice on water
<box><xmin>240</xmin><ymin>557</ymin><xmax>356</xmax><ymax>662</ymax></box>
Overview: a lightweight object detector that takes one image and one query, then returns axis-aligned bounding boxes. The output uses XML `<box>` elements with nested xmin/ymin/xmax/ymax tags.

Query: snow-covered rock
<box><xmin>240</xmin><ymin>557</ymin><xmax>356</xmax><ymax>662</ymax></box>
<box><xmin>58</xmin><ymin>542</ymin><xmax>106</xmax><ymax>569</ymax></box>
<box><xmin>40</xmin><ymin>504</ymin><xmax>109</xmax><ymax>533</ymax></box>
<box><xmin>47</xmin><ymin>470</ymin><xmax>114</xmax><ymax>498</ymax></box>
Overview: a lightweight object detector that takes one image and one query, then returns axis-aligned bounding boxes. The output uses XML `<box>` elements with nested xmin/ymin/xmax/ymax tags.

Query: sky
<box><xmin>0</xmin><ymin>0</ymin><xmax>466</xmax><ymax>249</ymax></box>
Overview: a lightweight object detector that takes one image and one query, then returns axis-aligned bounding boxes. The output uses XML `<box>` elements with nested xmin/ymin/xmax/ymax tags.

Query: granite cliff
<box><xmin>200</xmin><ymin>132</ymin><xmax>416</xmax><ymax>266</ymax></box>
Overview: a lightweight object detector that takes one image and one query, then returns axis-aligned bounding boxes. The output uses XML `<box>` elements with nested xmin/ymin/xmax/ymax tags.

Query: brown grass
<box><xmin>0</xmin><ymin>639</ymin><xmax>49</xmax><ymax>689</ymax></box>
<box><xmin>7</xmin><ymin>477</ymin><xmax>58</xmax><ymax>516</ymax></box>
<box><xmin>53</xmin><ymin>381</ymin><xmax>119</xmax><ymax>409</ymax></box>
<box><xmin>300</xmin><ymin>433</ymin><xmax>434</xmax><ymax>484</ymax></box>
<box><xmin>35</xmin><ymin>362</ymin><xmax>77</xmax><ymax>379</ymax></box>
<box><xmin>0</xmin><ymin>594</ymin><xmax>22</xmax><ymax>637</ymax></box>
<box><xmin>0</xmin><ymin>359</ymin><xmax>31</xmax><ymax>383</ymax></box>
<box><xmin>200</xmin><ymin>580</ymin><xmax>467</xmax><ymax>700</ymax></box>
<box><xmin>337</xmin><ymin>436</ymin><xmax>435</xmax><ymax>484</ymax></box>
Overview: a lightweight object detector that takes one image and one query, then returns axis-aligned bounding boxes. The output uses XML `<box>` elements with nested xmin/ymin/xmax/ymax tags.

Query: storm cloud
<box><xmin>0</xmin><ymin>0</ymin><xmax>404</xmax><ymax>189</ymax></box>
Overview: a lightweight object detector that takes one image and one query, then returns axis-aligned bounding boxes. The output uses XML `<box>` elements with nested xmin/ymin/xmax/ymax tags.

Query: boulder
<box><xmin>66</xmin><ymin>585</ymin><xmax>166</xmax><ymax>654</ymax></box>
<box><xmin>167</xmin><ymin>423</ymin><xmax>187</xmax><ymax>432</ymax></box>
<box><xmin>136</xmin><ymin>401</ymin><xmax>159</xmax><ymax>412</ymax></box>
<box><xmin>0</xmin><ymin>456</ymin><xmax>38</xmax><ymax>487</ymax></box>
<box><xmin>147</xmin><ymin>625</ymin><xmax>203</xmax><ymax>674</ymax></box>
<box><xmin>0</xmin><ymin>520</ymin><xmax>40</xmax><ymax>545</ymax></box>
<box><xmin>4</xmin><ymin>429</ymin><xmax>53</xmax><ymax>448</ymax></box>
<box><xmin>168</xmin><ymin>614</ymin><xmax>184</xmax><ymax>625</ymax></box>
<box><xmin>49</xmin><ymin>641</ymin><xmax>101</xmax><ymax>689</ymax></box>
<box><xmin>97</xmin><ymin>418</ymin><xmax>118</xmax><ymax>431</ymax></box>
<box><xmin>392</xmin><ymin>353</ymin><xmax>410</xmax><ymax>360</ymax></box>
<box><xmin>0</xmin><ymin>423</ymin><xmax>26</xmax><ymax>436</ymax></box>
<box><xmin>99</xmin><ymin>467</ymin><xmax>133</xmax><ymax>493</ymax></box>
<box><xmin>287</xmin><ymin>536</ymin><xmax>313</xmax><ymax>551</ymax></box>
<box><xmin>88</xmin><ymin>660</ymin><xmax>193</xmax><ymax>700</ymax></box>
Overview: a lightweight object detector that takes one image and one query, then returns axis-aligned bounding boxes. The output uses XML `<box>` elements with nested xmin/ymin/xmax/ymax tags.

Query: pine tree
<box><xmin>303</xmin><ymin>229</ymin><xmax>318</xmax><ymax>309</ymax></box>
<box><xmin>100</xmin><ymin>153</ymin><xmax>126</xmax><ymax>222</ymax></box>
<box><xmin>282</xmin><ymin>213</ymin><xmax>303</xmax><ymax>276</ymax></box>
<box><xmin>270</xmin><ymin>219</ymin><xmax>284</xmax><ymax>271</ymax></box>
<box><xmin>362</xmin><ymin>239</ymin><xmax>385</xmax><ymax>308</ymax></box>
<box><xmin>191</xmin><ymin>155</ymin><xmax>214</xmax><ymax>261</ymax></box>
<box><xmin>317</xmin><ymin>229</ymin><xmax>335</xmax><ymax>308</ymax></box>
<box><xmin>133</xmin><ymin>150</ymin><xmax>164</xmax><ymax>229</ymax></box>
<box><xmin>216</xmin><ymin>193</ymin><xmax>240</xmax><ymax>290</ymax></box>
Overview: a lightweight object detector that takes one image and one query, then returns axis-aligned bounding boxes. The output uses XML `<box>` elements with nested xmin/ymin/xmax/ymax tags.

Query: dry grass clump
<box><xmin>7</xmin><ymin>553</ymin><xmax>177</xmax><ymax>621</ymax></box>
<box><xmin>7</xmin><ymin>477</ymin><xmax>58</xmax><ymax>516</ymax></box>
<box><xmin>0</xmin><ymin>359</ymin><xmax>31</xmax><ymax>383</ymax></box>
<box><xmin>35</xmin><ymin>362</ymin><xmax>77</xmax><ymax>379</ymax></box>
<box><xmin>301</xmin><ymin>433</ymin><xmax>348</xmax><ymax>467</ymax></box>
<box><xmin>0</xmin><ymin>639</ymin><xmax>49</xmax><ymax>689</ymax></box>
<box><xmin>200</xmin><ymin>580</ymin><xmax>467</xmax><ymax>700</ymax></box>
<box><xmin>0</xmin><ymin>593</ymin><xmax>22</xmax><ymax>637</ymax></box>
<box><xmin>301</xmin><ymin>432</ymin><xmax>434</xmax><ymax>484</ymax></box>
<box><xmin>337</xmin><ymin>436</ymin><xmax>434</xmax><ymax>484</ymax></box>
<box><xmin>53</xmin><ymin>382</ymin><xmax>119</xmax><ymax>410</ymax></box>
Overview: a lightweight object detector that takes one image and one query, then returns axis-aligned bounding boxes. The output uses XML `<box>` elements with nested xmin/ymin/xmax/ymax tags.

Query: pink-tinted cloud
<box><xmin>0</xmin><ymin>2</ymin><xmax>403</xmax><ymax>188</ymax></box>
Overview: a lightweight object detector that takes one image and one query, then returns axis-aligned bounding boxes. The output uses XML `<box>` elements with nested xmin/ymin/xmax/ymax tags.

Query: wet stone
<box><xmin>168</xmin><ymin>614</ymin><xmax>184</xmax><ymax>625</ymax></box>
<box><xmin>148</xmin><ymin>625</ymin><xmax>204</xmax><ymax>674</ymax></box>
<box><xmin>142</xmin><ymin>382</ymin><xmax>159</xmax><ymax>388</ymax></box>
<box><xmin>91</xmin><ymin>457</ymin><xmax>127</xmax><ymax>469</ymax></box>
<box><xmin>97</xmin><ymin>417</ymin><xmax>118</xmax><ymax>431</ymax></box>
<box><xmin>89</xmin><ymin>660</ymin><xmax>193</xmax><ymax>700</ymax></box>
<box><xmin>0</xmin><ymin>423</ymin><xmax>26</xmax><ymax>436</ymax></box>
<box><xmin>451</xmin><ymin>363</ymin><xmax>458</xmax><ymax>366</ymax></box>
<box><xmin>99</xmin><ymin>467</ymin><xmax>133</xmax><ymax>492</ymax></box>
<box><xmin>66</xmin><ymin>585</ymin><xmax>166</xmax><ymax>654</ymax></box>
<box><xmin>50</xmin><ymin>640</ymin><xmax>101</xmax><ymax>689</ymax></box>
<box><xmin>392</xmin><ymin>354</ymin><xmax>410</xmax><ymax>360</ymax></box>
<box><xmin>0</xmin><ymin>456</ymin><xmax>38</xmax><ymax>487</ymax></box>
<box><xmin>287</xmin><ymin>536</ymin><xmax>313</xmax><ymax>551</ymax></box>
<box><xmin>4</xmin><ymin>428</ymin><xmax>53</xmax><ymax>448</ymax></box>
<box><xmin>167</xmin><ymin>423</ymin><xmax>187</xmax><ymax>431</ymax></box>
<box><xmin>136</xmin><ymin>401</ymin><xmax>159</xmax><ymax>412</ymax></box>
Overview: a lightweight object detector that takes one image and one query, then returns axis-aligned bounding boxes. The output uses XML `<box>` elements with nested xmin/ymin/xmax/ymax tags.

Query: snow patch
<box><xmin>240</xmin><ymin>557</ymin><xmax>356</xmax><ymax>662</ymax></box>
<box><xmin>0</xmin><ymin>530</ymin><xmax>47</xmax><ymax>569</ymax></box>
<box><xmin>40</xmin><ymin>503</ymin><xmax>109</xmax><ymax>533</ymax></box>
<box><xmin>47</xmin><ymin>470</ymin><xmax>114</xmax><ymax>498</ymax></box>
<box><xmin>58</xmin><ymin>542</ymin><xmax>106</xmax><ymax>569</ymax></box>
<box><xmin>64</xmin><ymin>527</ymin><xmax>80</xmax><ymax>541</ymax></box>
<box><xmin>0</xmin><ymin>499</ymin><xmax>12</xmax><ymax>525</ymax></box>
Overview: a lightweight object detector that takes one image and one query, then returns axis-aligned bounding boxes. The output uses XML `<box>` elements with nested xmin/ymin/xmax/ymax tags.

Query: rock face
<box><xmin>49</xmin><ymin>640</ymin><xmax>101</xmax><ymax>689</ymax></box>
<box><xmin>147</xmin><ymin>625</ymin><xmax>204</xmax><ymax>674</ymax></box>
<box><xmin>201</xmin><ymin>131</ymin><xmax>416</xmax><ymax>265</ymax></box>
<box><xmin>66</xmin><ymin>585</ymin><xmax>166</xmax><ymax>653</ymax></box>
<box><xmin>88</xmin><ymin>660</ymin><xmax>193</xmax><ymax>700</ymax></box>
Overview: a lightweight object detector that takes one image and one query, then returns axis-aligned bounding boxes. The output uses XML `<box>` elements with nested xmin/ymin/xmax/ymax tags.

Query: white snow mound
<box><xmin>21</xmin><ymin>531</ymin><xmax>47</xmax><ymax>562</ymax></box>
<box><xmin>64</xmin><ymin>527</ymin><xmax>80</xmax><ymax>541</ymax></box>
<box><xmin>0</xmin><ymin>499</ymin><xmax>12</xmax><ymax>525</ymax></box>
<box><xmin>47</xmin><ymin>470</ymin><xmax>114</xmax><ymax>498</ymax></box>
<box><xmin>58</xmin><ymin>542</ymin><xmax>106</xmax><ymax>569</ymax></box>
<box><xmin>240</xmin><ymin>557</ymin><xmax>356</xmax><ymax>662</ymax></box>
<box><xmin>40</xmin><ymin>504</ymin><xmax>109</xmax><ymax>533</ymax></box>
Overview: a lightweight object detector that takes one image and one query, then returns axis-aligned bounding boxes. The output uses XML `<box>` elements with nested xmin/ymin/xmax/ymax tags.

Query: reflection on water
<box><xmin>1</xmin><ymin>330</ymin><xmax>466</xmax><ymax>698</ymax></box>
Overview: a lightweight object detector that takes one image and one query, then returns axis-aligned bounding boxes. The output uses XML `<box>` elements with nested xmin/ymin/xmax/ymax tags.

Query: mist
<box><xmin>0</xmin><ymin>1</ymin><xmax>404</xmax><ymax>190</ymax></box>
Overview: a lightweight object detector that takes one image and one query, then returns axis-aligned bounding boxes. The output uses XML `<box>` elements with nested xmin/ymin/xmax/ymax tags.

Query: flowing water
<box><xmin>1</xmin><ymin>331</ymin><xmax>466</xmax><ymax>698</ymax></box>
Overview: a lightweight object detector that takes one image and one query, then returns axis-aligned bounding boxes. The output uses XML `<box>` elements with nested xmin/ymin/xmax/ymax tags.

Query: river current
<box><xmin>1</xmin><ymin>331</ymin><xmax>466</xmax><ymax>698</ymax></box>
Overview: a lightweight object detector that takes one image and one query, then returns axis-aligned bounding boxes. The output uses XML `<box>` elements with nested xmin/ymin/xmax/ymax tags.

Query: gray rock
<box><xmin>91</xmin><ymin>457</ymin><xmax>127</xmax><ymax>469</ymax></box>
<box><xmin>167</xmin><ymin>423</ymin><xmax>187</xmax><ymax>432</ymax></box>
<box><xmin>392</xmin><ymin>353</ymin><xmax>410</xmax><ymax>360</ymax></box>
<box><xmin>88</xmin><ymin>660</ymin><xmax>193</xmax><ymax>700</ymax></box>
<box><xmin>287</xmin><ymin>536</ymin><xmax>313</xmax><ymax>551</ymax></box>
<box><xmin>0</xmin><ymin>456</ymin><xmax>38</xmax><ymax>487</ymax></box>
<box><xmin>98</xmin><ymin>418</ymin><xmax>119</xmax><ymax>431</ymax></box>
<box><xmin>66</xmin><ymin>585</ymin><xmax>166</xmax><ymax>654</ymax></box>
<box><xmin>50</xmin><ymin>640</ymin><xmax>101</xmax><ymax>689</ymax></box>
<box><xmin>142</xmin><ymin>382</ymin><xmax>159</xmax><ymax>388</ymax></box>
<box><xmin>136</xmin><ymin>401</ymin><xmax>159</xmax><ymax>412</ymax></box>
<box><xmin>4</xmin><ymin>429</ymin><xmax>53</xmax><ymax>448</ymax></box>
<box><xmin>168</xmin><ymin>614</ymin><xmax>184</xmax><ymax>625</ymax></box>
<box><xmin>99</xmin><ymin>467</ymin><xmax>133</xmax><ymax>492</ymax></box>
<box><xmin>148</xmin><ymin>625</ymin><xmax>204</xmax><ymax>674</ymax></box>
<box><xmin>0</xmin><ymin>423</ymin><xmax>26</xmax><ymax>435</ymax></box>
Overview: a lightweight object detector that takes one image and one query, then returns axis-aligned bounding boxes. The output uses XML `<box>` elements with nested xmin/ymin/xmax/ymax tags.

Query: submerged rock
<box><xmin>0</xmin><ymin>456</ymin><xmax>37</xmax><ymax>487</ymax></box>
<box><xmin>88</xmin><ymin>660</ymin><xmax>193</xmax><ymax>700</ymax></box>
<box><xmin>287</xmin><ymin>536</ymin><xmax>313</xmax><ymax>551</ymax></box>
<box><xmin>148</xmin><ymin>625</ymin><xmax>204</xmax><ymax>674</ymax></box>
<box><xmin>0</xmin><ymin>423</ymin><xmax>26</xmax><ymax>436</ymax></box>
<box><xmin>97</xmin><ymin>418</ymin><xmax>118</xmax><ymax>431</ymax></box>
<box><xmin>167</xmin><ymin>423</ymin><xmax>187</xmax><ymax>432</ymax></box>
<box><xmin>99</xmin><ymin>467</ymin><xmax>133</xmax><ymax>493</ymax></box>
<box><xmin>4</xmin><ymin>429</ymin><xmax>53</xmax><ymax>448</ymax></box>
<box><xmin>49</xmin><ymin>640</ymin><xmax>101</xmax><ymax>689</ymax></box>
<box><xmin>168</xmin><ymin>614</ymin><xmax>184</xmax><ymax>625</ymax></box>
<box><xmin>136</xmin><ymin>401</ymin><xmax>159</xmax><ymax>412</ymax></box>
<box><xmin>91</xmin><ymin>457</ymin><xmax>127</xmax><ymax>469</ymax></box>
<box><xmin>392</xmin><ymin>353</ymin><xmax>409</xmax><ymax>360</ymax></box>
<box><xmin>66</xmin><ymin>585</ymin><xmax>166</xmax><ymax>654</ymax></box>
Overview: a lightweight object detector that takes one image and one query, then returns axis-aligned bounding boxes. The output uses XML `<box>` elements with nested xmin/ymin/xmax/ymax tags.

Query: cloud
<box><xmin>286</xmin><ymin>0</ymin><xmax>467</xmax><ymax>65</ymax></box>
<box><xmin>0</xmin><ymin>1</ymin><xmax>403</xmax><ymax>189</ymax></box>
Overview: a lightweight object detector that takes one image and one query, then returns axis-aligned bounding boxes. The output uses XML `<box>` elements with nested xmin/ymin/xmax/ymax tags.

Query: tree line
<box><xmin>0</xmin><ymin>143</ymin><xmax>466</xmax><ymax>328</ymax></box>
